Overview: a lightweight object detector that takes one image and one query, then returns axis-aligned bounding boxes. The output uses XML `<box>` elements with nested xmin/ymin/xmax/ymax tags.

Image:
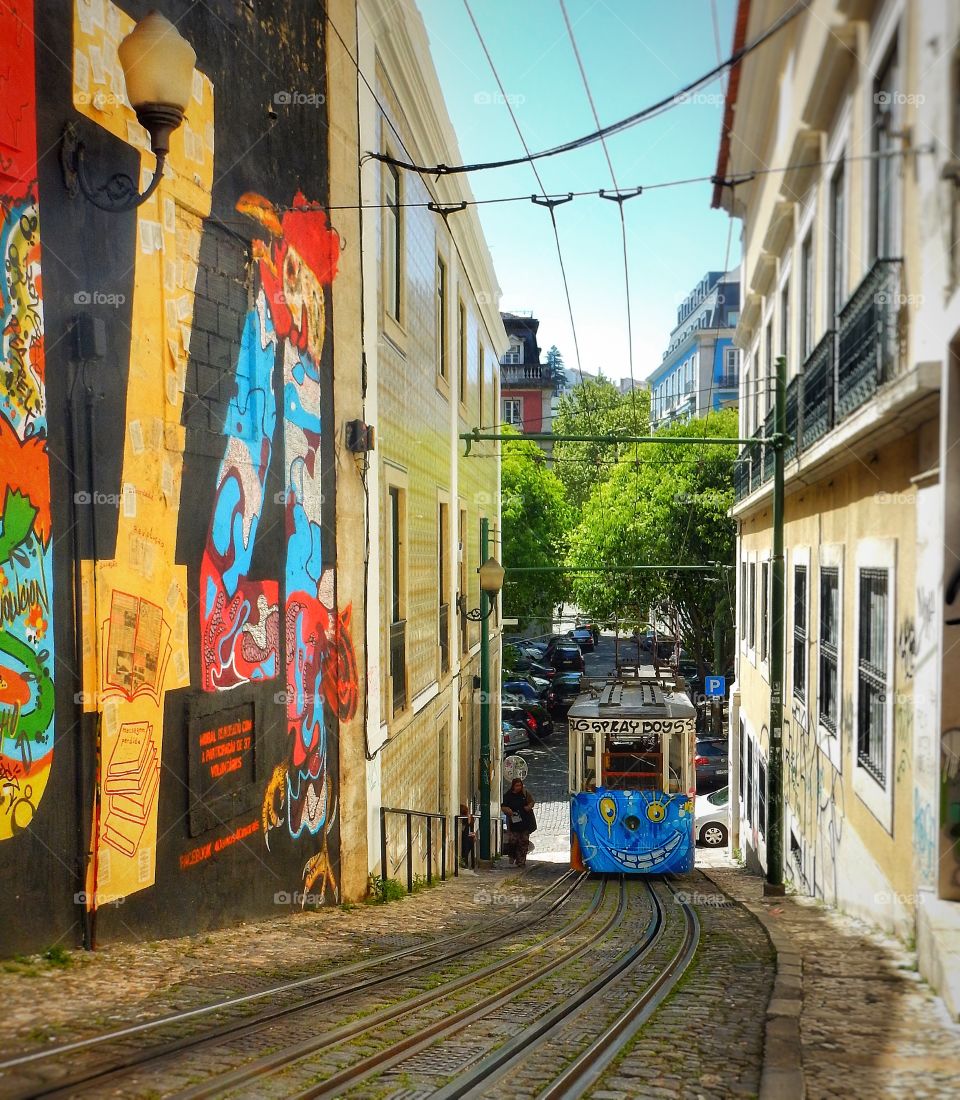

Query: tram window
<box><xmin>603</xmin><ymin>740</ymin><xmax>662</xmax><ymax>790</ymax></box>
<box><xmin>667</xmin><ymin>732</ymin><xmax>684</xmax><ymax>792</ymax></box>
<box><xmin>582</xmin><ymin>739</ymin><xmax>596</xmax><ymax>790</ymax></box>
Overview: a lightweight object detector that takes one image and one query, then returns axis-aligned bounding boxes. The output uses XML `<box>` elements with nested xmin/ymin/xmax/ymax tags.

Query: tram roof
<box><xmin>567</xmin><ymin>666</ymin><xmax>696</xmax><ymax>722</ymax></box>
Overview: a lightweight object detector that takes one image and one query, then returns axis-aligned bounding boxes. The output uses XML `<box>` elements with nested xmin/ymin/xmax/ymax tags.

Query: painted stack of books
<box><xmin>102</xmin><ymin>732</ymin><xmax>160</xmax><ymax>856</ymax></box>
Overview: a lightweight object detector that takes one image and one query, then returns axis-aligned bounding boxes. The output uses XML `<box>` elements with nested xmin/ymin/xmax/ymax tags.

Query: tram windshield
<box><xmin>584</xmin><ymin>727</ymin><xmax>691</xmax><ymax>792</ymax></box>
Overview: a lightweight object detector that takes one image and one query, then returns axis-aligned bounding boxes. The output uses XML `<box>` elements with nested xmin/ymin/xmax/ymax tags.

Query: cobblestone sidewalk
<box><xmin>702</xmin><ymin>857</ymin><xmax>960</xmax><ymax>1100</ymax></box>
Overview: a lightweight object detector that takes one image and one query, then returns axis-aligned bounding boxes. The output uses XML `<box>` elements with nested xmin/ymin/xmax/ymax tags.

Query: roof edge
<box><xmin>711</xmin><ymin>0</ymin><xmax>752</xmax><ymax>210</ymax></box>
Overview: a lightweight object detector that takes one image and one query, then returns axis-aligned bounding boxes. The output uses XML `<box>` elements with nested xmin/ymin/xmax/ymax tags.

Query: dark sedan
<box><xmin>502</xmin><ymin>695</ymin><xmax>554</xmax><ymax>740</ymax></box>
<box><xmin>550</xmin><ymin>644</ymin><xmax>585</xmax><ymax>673</ymax></box>
<box><xmin>695</xmin><ymin>738</ymin><xmax>728</xmax><ymax>792</ymax></box>
<box><xmin>545</xmin><ymin>672</ymin><xmax>583</xmax><ymax>718</ymax></box>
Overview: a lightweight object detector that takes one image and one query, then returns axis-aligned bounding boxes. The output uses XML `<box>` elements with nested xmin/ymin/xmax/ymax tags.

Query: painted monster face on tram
<box><xmin>571</xmin><ymin>788</ymin><xmax>694</xmax><ymax>874</ymax></box>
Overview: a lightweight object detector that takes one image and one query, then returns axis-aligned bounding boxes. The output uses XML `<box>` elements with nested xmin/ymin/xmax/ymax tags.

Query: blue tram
<box><xmin>567</xmin><ymin>667</ymin><xmax>696</xmax><ymax>874</ymax></box>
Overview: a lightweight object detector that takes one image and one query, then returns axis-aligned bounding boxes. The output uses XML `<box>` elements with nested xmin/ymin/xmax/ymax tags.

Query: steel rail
<box><xmin>293</xmin><ymin>875</ymin><xmax>637</xmax><ymax>1100</ymax></box>
<box><xmin>172</xmin><ymin>876</ymin><xmax>614</xmax><ymax>1100</ymax></box>
<box><xmin>537</xmin><ymin>881</ymin><xmax>701</xmax><ymax>1100</ymax></box>
<box><xmin>5</xmin><ymin>870</ymin><xmax>581</xmax><ymax>1097</ymax></box>
<box><xmin>429</xmin><ymin>878</ymin><xmax>665</xmax><ymax>1100</ymax></box>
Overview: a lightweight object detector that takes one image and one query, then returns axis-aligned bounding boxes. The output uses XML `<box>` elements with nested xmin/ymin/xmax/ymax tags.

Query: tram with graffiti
<box><xmin>567</xmin><ymin>667</ymin><xmax>696</xmax><ymax>874</ymax></box>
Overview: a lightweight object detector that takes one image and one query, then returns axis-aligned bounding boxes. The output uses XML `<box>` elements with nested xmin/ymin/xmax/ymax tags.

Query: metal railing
<box><xmin>390</xmin><ymin>619</ymin><xmax>406</xmax><ymax>713</ymax></box>
<box><xmin>380</xmin><ymin>807</ymin><xmax>448</xmax><ymax>893</ymax></box>
<box><xmin>733</xmin><ymin>259</ymin><xmax>904</xmax><ymax>503</ymax></box>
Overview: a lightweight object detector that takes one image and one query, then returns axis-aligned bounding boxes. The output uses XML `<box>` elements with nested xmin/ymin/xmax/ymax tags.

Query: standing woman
<box><xmin>501</xmin><ymin>778</ymin><xmax>536</xmax><ymax>867</ymax></box>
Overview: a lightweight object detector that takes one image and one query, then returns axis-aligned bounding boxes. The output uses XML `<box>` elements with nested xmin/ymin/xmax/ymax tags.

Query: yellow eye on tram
<box><xmin>598</xmin><ymin>796</ymin><xmax>617</xmax><ymax>833</ymax></box>
<box><xmin>646</xmin><ymin>800</ymin><xmax>666</xmax><ymax>823</ymax></box>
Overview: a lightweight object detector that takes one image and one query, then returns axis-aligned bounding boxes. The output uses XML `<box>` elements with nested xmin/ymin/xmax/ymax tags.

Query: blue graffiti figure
<box><xmin>571</xmin><ymin>788</ymin><xmax>694</xmax><ymax>874</ymax></box>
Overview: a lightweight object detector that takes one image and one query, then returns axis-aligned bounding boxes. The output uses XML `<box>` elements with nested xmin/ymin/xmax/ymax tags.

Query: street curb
<box><xmin>699</xmin><ymin>866</ymin><xmax>805</xmax><ymax>1100</ymax></box>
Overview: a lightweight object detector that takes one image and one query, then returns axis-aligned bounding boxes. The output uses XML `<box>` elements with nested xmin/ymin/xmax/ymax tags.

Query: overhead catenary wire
<box><xmin>369</xmin><ymin>0</ymin><xmax>813</xmax><ymax>177</ymax></box>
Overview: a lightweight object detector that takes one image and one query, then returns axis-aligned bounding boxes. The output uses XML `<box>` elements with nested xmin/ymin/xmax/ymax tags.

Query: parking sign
<box><xmin>705</xmin><ymin>676</ymin><xmax>726</xmax><ymax>697</ymax></box>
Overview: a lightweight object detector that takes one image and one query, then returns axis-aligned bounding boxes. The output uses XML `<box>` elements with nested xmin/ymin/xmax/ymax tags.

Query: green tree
<box><xmin>501</xmin><ymin>433</ymin><xmax>571</xmax><ymax>630</ymax></box>
<box><xmin>565</xmin><ymin>408</ymin><xmax>738</xmax><ymax>675</ymax></box>
<box><xmin>546</xmin><ymin>345</ymin><xmax>566</xmax><ymax>394</ymax></box>
<box><xmin>552</xmin><ymin>375</ymin><xmax>651</xmax><ymax>508</ymax></box>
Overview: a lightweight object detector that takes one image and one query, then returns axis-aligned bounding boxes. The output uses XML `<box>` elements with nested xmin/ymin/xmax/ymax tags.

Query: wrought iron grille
<box><xmin>856</xmin><ymin>568</ymin><xmax>889</xmax><ymax>785</ymax></box>
<box><xmin>439</xmin><ymin>602</ymin><xmax>450</xmax><ymax>674</ymax></box>
<box><xmin>733</xmin><ymin>449</ymin><xmax>751</xmax><ymax>502</ymax></box>
<box><xmin>762</xmin><ymin>408</ymin><xmax>775</xmax><ymax>482</ymax></box>
<box><xmin>836</xmin><ymin>259</ymin><xmax>901</xmax><ymax>420</ymax></box>
<box><xmin>801</xmin><ymin>330</ymin><xmax>835</xmax><ymax>450</ymax></box>
<box><xmin>748</xmin><ymin>432</ymin><xmax>763</xmax><ymax>493</ymax></box>
<box><xmin>784</xmin><ymin>374</ymin><xmax>800</xmax><ymax>462</ymax></box>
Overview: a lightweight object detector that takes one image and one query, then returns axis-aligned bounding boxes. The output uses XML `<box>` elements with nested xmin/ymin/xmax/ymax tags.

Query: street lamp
<box><xmin>457</xmin><ymin>556</ymin><xmax>505</xmax><ymax>621</ymax></box>
<box><xmin>457</xmin><ymin>521</ymin><xmax>503</xmax><ymax>860</ymax></box>
<box><xmin>61</xmin><ymin>11</ymin><xmax>197</xmax><ymax>212</ymax></box>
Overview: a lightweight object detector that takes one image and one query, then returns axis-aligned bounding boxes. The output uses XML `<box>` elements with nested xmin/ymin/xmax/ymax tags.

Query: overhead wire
<box><xmin>370</xmin><ymin>0</ymin><xmax>813</xmax><ymax>177</ymax></box>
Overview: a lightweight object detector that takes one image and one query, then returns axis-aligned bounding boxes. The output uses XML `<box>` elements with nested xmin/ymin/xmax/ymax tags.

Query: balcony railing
<box><xmin>836</xmin><ymin>258</ymin><xmax>902</xmax><ymax>419</ymax></box>
<box><xmin>500</xmin><ymin>362</ymin><xmax>552</xmax><ymax>386</ymax></box>
<box><xmin>733</xmin><ymin>259</ymin><xmax>904</xmax><ymax>504</ymax></box>
<box><xmin>716</xmin><ymin>373</ymin><xmax>739</xmax><ymax>389</ymax></box>
<box><xmin>390</xmin><ymin>619</ymin><xmax>407</xmax><ymax>714</ymax></box>
<box><xmin>439</xmin><ymin>602</ymin><xmax>450</xmax><ymax>675</ymax></box>
<box><xmin>801</xmin><ymin>330</ymin><xmax>835</xmax><ymax>450</ymax></box>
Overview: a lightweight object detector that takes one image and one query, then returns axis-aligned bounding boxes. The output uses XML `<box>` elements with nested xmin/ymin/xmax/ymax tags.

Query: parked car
<box><xmin>528</xmin><ymin>660</ymin><xmax>558</xmax><ymax>680</ymax></box>
<box><xmin>695</xmin><ymin>785</ymin><xmax>730</xmax><ymax>847</ymax></box>
<box><xmin>502</xmin><ymin>695</ymin><xmax>554</xmax><ymax>740</ymax></box>
<box><xmin>503</xmin><ymin>679</ymin><xmax>545</xmax><ymax>704</ymax></box>
<box><xmin>501</xmin><ymin>717</ymin><xmax>530</xmax><ymax>753</ymax></box>
<box><xmin>567</xmin><ymin>626</ymin><xmax>595</xmax><ymax>652</ymax></box>
<box><xmin>695</xmin><ymin>738</ymin><xmax>728</xmax><ymax>792</ymax></box>
<box><xmin>550</xmin><ymin>643</ymin><xmax>585</xmax><ymax>673</ymax></box>
<box><xmin>545</xmin><ymin>672</ymin><xmax>583</xmax><ymax>718</ymax></box>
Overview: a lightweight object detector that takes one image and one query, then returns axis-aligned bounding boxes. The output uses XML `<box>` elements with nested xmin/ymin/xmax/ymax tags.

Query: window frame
<box><xmin>503</xmin><ymin>397</ymin><xmax>522</xmax><ymax>427</ymax></box>
<box><xmin>436</xmin><ymin>252</ymin><xmax>449</xmax><ymax>388</ymax></box>
<box><xmin>816</xmin><ymin>544</ymin><xmax>844</xmax><ymax>771</ymax></box>
<box><xmin>382</xmin><ymin>159</ymin><xmax>403</xmax><ymax>327</ymax></box>
<box><xmin>792</xmin><ymin>553</ymin><xmax>809</xmax><ymax>707</ymax></box>
<box><xmin>385</xmin><ymin>468</ymin><xmax>410</xmax><ymax>718</ymax></box>
<box><xmin>458</xmin><ymin>299</ymin><xmax>468</xmax><ymax>411</ymax></box>
<box><xmin>852</xmin><ymin>539</ymin><xmax>896</xmax><ymax>832</ymax></box>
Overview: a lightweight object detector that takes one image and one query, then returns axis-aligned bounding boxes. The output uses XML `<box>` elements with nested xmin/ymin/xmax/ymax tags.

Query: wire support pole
<box><xmin>765</xmin><ymin>355</ymin><xmax>787</xmax><ymax>896</ymax></box>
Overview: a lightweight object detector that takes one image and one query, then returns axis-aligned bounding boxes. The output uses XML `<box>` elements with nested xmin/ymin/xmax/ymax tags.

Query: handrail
<box><xmin>379</xmin><ymin>806</ymin><xmax>449</xmax><ymax>893</ymax></box>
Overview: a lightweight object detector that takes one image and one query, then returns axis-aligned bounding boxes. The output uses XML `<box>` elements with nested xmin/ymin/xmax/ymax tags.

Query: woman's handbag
<box><xmin>522</xmin><ymin>808</ymin><xmax>537</xmax><ymax>834</ymax></box>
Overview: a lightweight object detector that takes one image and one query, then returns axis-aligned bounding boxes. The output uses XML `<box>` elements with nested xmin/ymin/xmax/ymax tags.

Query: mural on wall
<box><xmin>73</xmin><ymin>0</ymin><xmax>214</xmax><ymax>903</ymax></box>
<box><xmin>0</xmin><ymin>0</ymin><xmax>56</xmax><ymax>841</ymax></box>
<box><xmin>199</xmin><ymin>191</ymin><xmax>358</xmax><ymax>901</ymax></box>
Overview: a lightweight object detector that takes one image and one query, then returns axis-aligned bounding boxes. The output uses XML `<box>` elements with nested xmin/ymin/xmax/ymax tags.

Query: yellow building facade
<box><xmin>356</xmin><ymin>0</ymin><xmax>506</xmax><ymax>879</ymax></box>
<box><xmin>717</xmin><ymin>0</ymin><xmax>960</xmax><ymax>1014</ymax></box>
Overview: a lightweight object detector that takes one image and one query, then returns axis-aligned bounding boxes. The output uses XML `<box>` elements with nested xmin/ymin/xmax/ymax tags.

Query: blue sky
<box><xmin>417</xmin><ymin>0</ymin><xmax>740</xmax><ymax>387</ymax></box>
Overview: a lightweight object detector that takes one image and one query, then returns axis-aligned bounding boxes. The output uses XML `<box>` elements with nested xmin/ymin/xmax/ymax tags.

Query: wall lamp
<box><xmin>61</xmin><ymin>11</ymin><xmax>196</xmax><ymax>213</ymax></box>
<box><xmin>457</xmin><ymin>557</ymin><xmax>505</xmax><ymax>621</ymax></box>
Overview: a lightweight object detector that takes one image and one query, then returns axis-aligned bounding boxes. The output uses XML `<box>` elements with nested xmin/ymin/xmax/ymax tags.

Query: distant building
<box><xmin>618</xmin><ymin>377</ymin><xmax>648</xmax><ymax>396</ymax></box>
<box><xmin>648</xmin><ymin>269</ymin><xmax>741</xmax><ymax>427</ymax></box>
<box><xmin>499</xmin><ymin>312</ymin><xmax>554</xmax><ymax>435</ymax></box>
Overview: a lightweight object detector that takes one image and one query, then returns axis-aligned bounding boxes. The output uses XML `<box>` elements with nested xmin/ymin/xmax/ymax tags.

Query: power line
<box><xmin>369</xmin><ymin>0</ymin><xmax>812</xmax><ymax>177</ymax></box>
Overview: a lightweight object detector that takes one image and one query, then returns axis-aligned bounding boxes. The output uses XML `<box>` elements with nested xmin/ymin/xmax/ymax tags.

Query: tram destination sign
<box><xmin>569</xmin><ymin>716</ymin><xmax>691</xmax><ymax>738</ymax></box>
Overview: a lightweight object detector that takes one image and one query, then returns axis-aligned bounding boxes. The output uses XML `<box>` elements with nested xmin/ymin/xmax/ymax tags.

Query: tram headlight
<box><xmin>623</xmin><ymin>815</ymin><xmax>641</xmax><ymax>832</ymax></box>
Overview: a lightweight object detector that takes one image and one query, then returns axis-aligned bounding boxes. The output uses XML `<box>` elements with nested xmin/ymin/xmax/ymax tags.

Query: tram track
<box><xmin>3</xmin><ymin>868</ymin><xmax>583</xmax><ymax>1099</ymax></box>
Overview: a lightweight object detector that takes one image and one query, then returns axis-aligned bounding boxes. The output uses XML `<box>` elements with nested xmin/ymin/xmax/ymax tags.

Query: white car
<box><xmin>694</xmin><ymin>785</ymin><xmax>729</xmax><ymax>847</ymax></box>
<box><xmin>501</xmin><ymin>719</ymin><xmax>530</xmax><ymax>752</ymax></box>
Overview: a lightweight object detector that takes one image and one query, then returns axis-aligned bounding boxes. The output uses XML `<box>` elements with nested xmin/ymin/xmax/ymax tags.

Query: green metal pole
<box><xmin>479</xmin><ymin>517</ymin><xmax>492</xmax><ymax>861</ymax></box>
<box><xmin>765</xmin><ymin>354</ymin><xmax>786</xmax><ymax>896</ymax></box>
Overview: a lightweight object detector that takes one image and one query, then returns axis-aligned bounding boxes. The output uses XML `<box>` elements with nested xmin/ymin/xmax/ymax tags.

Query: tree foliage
<box><xmin>546</xmin><ymin>345</ymin><xmax>566</xmax><ymax>394</ymax></box>
<box><xmin>552</xmin><ymin>375</ymin><xmax>651</xmax><ymax>508</ymax></box>
<box><xmin>565</xmin><ymin>408</ymin><xmax>738</xmax><ymax>674</ymax></box>
<box><xmin>501</xmin><ymin>433</ymin><xmax>571</xmax><ymax>629</ymax></box>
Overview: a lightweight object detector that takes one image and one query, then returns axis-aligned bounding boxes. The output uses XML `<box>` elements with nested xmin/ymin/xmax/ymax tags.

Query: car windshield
<box><xmin>706</xmin><ymin>786</ymin><xmax>729</xmax><ymax>806</ymax></box>
<box><xmin>506</xmin><ymin>683</ymin><xmax>537</xmax><ymax>700</ymax></box>
<box><xmin>697</xmin><ymin>741</ymin><xmax>726</xmax><ymax>756</ymax></box>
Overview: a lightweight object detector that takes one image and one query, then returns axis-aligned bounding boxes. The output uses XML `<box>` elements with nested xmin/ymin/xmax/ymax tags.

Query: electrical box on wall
<box><xmin>345</xmin><ymin>419</ymin><xmax>375</xmax><ymax>453</ymax></box>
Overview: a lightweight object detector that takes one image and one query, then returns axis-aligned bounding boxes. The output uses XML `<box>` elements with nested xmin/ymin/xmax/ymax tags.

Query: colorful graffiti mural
<box><xmin>198</xmin><ymin>191</ymin><xmax>357</xmax><ymax>901</ymax></box>
<box><xmin>73</xmin><ymin>0</ymin><xmax>214</xmax><ymax>903</ymax></box>
<box><xmin>570</xmin><ymin>789</ymin><xmax>694</xmax><ymax>874</ymax></box>
<box><xmin>0</xmin><ymin>0</ymin><xmax>55</xmax><ymax>842</ymax></box>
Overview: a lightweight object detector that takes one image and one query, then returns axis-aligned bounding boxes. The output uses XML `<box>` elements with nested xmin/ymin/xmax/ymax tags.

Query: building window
<box><xmin>478</xmin><ymin>340</ymin><xmax>485</xmax><ymax>425</ymax></box>
<box><xmin>502</xmin><ymin>337</ymin><xmax>523</xmax><ymax>365</ymax></box>
<box><xmin>819</xmin><ymin>566</ymin><xmax>840</xmax><ymax>732</ymax></box>
<box><xmin>439</xmin><ymin>502</ymin><xmax>450</xmax><ymax>675</ymax></box>
<box><xmin>800</xmin><ymin>231</ymin><xmax>814</xmax><ymax>361</ymax></box>
<box><xmin>758</xmin><ymin>758</ymin><xmax>767</xmax><ymax>838</ymax></box>
<box><xmin>459</xmin><ymin>507</ymin><xmax>469</xmax><ymax>654</ymax></box>
<box><xmin>779</xmin><ymin>278</ymin><xmax>790</xmax><ymax>369</ymax></box>
<box><xmin>829</xmin><ymin>160</ymin><xmax>846</xmax><ymax>317</ymax></box>
<box><xmin>458</xmin><ymin>300</ymin><xmax>467</xmax><ymax>404</ymax></box>
<box><xmin>793</xmin><ymin>564</ymin><xmax>808</xmax><ymax>702</ymax></box>
<box><xmin>723</xmin><ymin>346</ymin><xmax>739</xmax><ymax>383</ymax></box>
<box><xmin>740</xmin><ymin>561</ymin><xmax>747</xmax><ymax>641</ymax></box>
<box><xmin>503</xmin><ymin>398</ymin><xmax>522</xmax><ymax>426</ymax></box>
<box><xmin>760</xmin><ymin>560</ymin><xmax>769</xmax><ymax>663</ymax></box>
<box><xmin>389</xmin><ymin>485</ymin><xmax>407</xmax><ymax>714</ymax></box>
<box><xmin>856</xmin><ymin>568</ymin><xmax>889</xmax><ymax>784</ymax></box>
<box><xmin>740</xmin><ymin>719</ymin><xmax>747</xmax><ymax>808</ymax></box>
<box><xmin>746</xmin><ymin>736</ymin><xmax>754</xmax><ymax>827</ymax></box>
<box><xmin>436</xmin><ymin>254</ymin><xmax>448</xmax><ymax>380</ymax></box>
<box><xmin>749</xmin><ymin>561</ymin><xmax>757</xmax><ymax>650</ymax></box>
<box><xmin>383</xmin><ymin>162</ymin><xmax>402</xmax><ymax>322</ymax></box>
<box><xmin>871</xmin><ymin>45</ymin><xmax>900</xmax><ymax>262</ymax></box>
